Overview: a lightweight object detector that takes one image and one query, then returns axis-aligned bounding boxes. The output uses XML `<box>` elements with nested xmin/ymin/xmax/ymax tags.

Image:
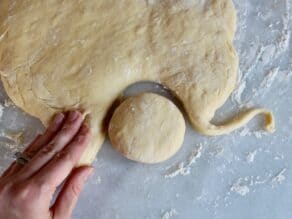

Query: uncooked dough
<box><xmin>109</xmin><ymin>93</ymin><xmax>185</xmax><ymax>163</ymax></box>
<box><xmin>0</xmin><ymin>0</ymin><xmax>275</xmax><ymax>164</ymax></box>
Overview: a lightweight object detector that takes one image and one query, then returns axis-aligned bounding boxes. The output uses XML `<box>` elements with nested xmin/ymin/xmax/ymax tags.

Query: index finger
<box><xmin>32</xmin><ymin>124</ymin><xmax>91</xmax><ymax>188</ymax></box>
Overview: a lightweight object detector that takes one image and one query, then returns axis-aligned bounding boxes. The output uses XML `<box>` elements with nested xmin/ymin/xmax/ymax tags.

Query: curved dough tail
<box><xmin>195</xmin><ymin>108</ymin><xmax>275</xmax><ymax>136</ymax></box>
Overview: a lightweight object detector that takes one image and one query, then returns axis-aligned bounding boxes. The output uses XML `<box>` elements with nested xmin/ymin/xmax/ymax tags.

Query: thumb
<box><xmin>52</xmin><ymin>166</ymin><xmax>93</xmax><ymax>219</ymax></box>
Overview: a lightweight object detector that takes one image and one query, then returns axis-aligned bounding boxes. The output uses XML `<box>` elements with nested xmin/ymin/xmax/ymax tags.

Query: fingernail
<box><xmin>54</xmin><ymin>113</ymin><xmax>65</xmax><ymax>125</ymax></box>
<box><xmin>80</xmin><ymin>124</ymin><xmax>89</xmax><ymax>134</ymax></box>
<box><xmin>68</xmin><ymin>111</ymin><xmax>79</xmax><ymax>122</ymax></box>
<box><xmin>50</xmin><ymin>113</ymin><xmax>65</xmax><ymax>131</ymax></box>
<box><xmin>76</xmin><ymin>125</ymin><xmax>90</xmax><ymax>142</ymax></box>
<box><xmin>76</xmin><ymin>134</ymin><xmax>85</xmax><ymax>142</ymax></box>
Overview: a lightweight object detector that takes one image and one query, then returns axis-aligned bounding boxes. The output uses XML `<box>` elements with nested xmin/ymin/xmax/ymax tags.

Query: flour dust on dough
<box><xmin>109</xmin><ymin>93</ymin><xmax>185</xmax><ymax>164</ymax></box>
<box><xmin>0</xmin><ymin>0</ymin><xmax>275</xmax><ymax>164</ymax></box>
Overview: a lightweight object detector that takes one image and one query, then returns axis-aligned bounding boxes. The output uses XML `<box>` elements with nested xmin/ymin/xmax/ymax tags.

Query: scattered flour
<box><xmin>246</xmin><ymin>150</ymin><xmax>257</xmax><ymax>163</ymax></box>
<box><xmin>246</xmin><ymin>68</ymin><xmax>282</xmax><ymax>103</ymax></box>
<box><xmin>4</xmin><ymin>99</ymin><xmax>14</xmax><ymax>107</ymax></box>
<box><xmin>239</xmin><ymin>127</ymin><xmax>268</xmax><ymax>139</ymax></box>
<box><xmin>230</xmin><ymin>168</ymin><xmax>287</xmax><ymax>196</ymax></box>
<box><xmin>0</xmin><ymin>142</ymin><xmax>19</xmax><ymax>152</ymax></box>
<box><xmin>253</xmin><ymin>130</ymin><xmax>268</xmax><ymax>139</ymax></box>
<box><xmin>260</xmin><ymin>68</ymin><xmax>280</xmax><ymax>89</ymax></box>
<box><xmin>0</xmin><ymin>130</ymin><xmax>25</xmax><ymax>157</ymax></box>
<box><xmin>230</xmin><ymin>178</ymin><xmax>250</xmax><ymax>196</ymax></box>
<box><xmin>209</xmin><ymin>146</ymin><xmax>224</xmax><ymax>157</ymax></box>
<box><xmin>0</xmin><ymin>104</ymin><xmax>4</xmax><ymax>120</ymax></box>
<box><xmin>232</xmin><ymin>76</ymin><xmax>246</xmax><ymax>104</ymax></box>
<box><xmin>239</xmin><ymin>127</ymin><xmax>251</xmax><ymax>137</ymax></box>
<box><xmin>2</xmin><ymin>130</ymin><xmax>24</xmax><ymax>145</ymax></box>
<box><xmin>277</xmin><ymin>0</ymin><xmax>291</xmax><ymax>53</ymax></box>
<box><xmin>161</xmin><ymin>209</ymin><xmax>177</xmax><ymax>219</ymax></box>
<box><xmin>164</xmin><ymin>144</ymin><xmax>203</xmax><ymax>178</ymax></box>
<box><xmin>274</xmin><ymin>155</ymin><xmax>284</xmax><ymax>160</ymax></box>
<box><xmin>271</xmin><ymin>168</ymin><xmax>287</xmax><ymax>187</ymax></box>
<box><xmin>91</xmin><ymin>176</ymin><xmax>102</xmax><ymax>185</ymax></box>
<box><xmin>232</xmin><ymin>0</ymin><xmax>290</xmax><ymax>107</ymax></box>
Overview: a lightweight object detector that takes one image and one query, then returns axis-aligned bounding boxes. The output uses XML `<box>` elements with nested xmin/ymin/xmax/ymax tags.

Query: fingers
<box><xmin>18</xmin><ymin>111</ymin><xmax>84</xmax><ymax>180</ymax></box>
<box><xmin>33</xmin><ymin>124</ymin><xmax>91</xmax><ymax>188</ymax></box>
<box><xmin>1</xmin><ymin>113</ymin><xmax>66</xmax><ymax>179</ymax></box>
<box><xmin>24</xmin><ymin>113</ymin><xmax>65</xmax><ymax>158</ymax></box>
<box><xmin>1</xmin><ymin>135</ymin><xmax>44</xmax><ymax>178</ymax></box>
<box><xmin>52</xmin><ymin>166</ymin><xmax>93</xmax><ymax>219</ymax></box>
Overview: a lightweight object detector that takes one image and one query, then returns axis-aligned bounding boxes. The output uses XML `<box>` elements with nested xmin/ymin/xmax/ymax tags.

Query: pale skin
<box><xmin>0</xmin><ymin>110</ymin><xmax>93</xmax><ymax>219</ymax></box>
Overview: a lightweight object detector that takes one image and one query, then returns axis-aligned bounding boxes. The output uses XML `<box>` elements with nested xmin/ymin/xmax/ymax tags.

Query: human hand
<box><xmin>0</xmin><ymin>111</ymin><xmax>93</xmax><ymax>219</ymax></box>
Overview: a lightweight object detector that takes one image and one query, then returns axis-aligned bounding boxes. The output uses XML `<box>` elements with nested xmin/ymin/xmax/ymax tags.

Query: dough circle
<box><xmin>109</xmin><ymin>93</ymin><xmax>185</xmax><ymax>163</ymax></box>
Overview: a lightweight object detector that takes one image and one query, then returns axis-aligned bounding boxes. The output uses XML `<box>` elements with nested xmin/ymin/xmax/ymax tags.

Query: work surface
<box><xmin>0</xmin><ymin>0</ymin><xmax>291</xmax><ymax>218</ymax></box>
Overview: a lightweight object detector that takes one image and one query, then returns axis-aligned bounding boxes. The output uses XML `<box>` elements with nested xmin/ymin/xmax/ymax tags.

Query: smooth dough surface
<box><xmin>109</xmin><ymin>93</ymin><xmax>185</xmax><ymax>163</ymax></box>
<box><xmin>0</xmin><ymin>0</ymin><xmax>275</xmax><ymax>164</ymax></box>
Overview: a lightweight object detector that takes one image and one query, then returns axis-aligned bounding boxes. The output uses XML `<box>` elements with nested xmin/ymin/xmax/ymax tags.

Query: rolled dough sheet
<box><xmin>0</xmin><ymin>0</ymin><xmax>274</xmax><ymax>164</ymax></box>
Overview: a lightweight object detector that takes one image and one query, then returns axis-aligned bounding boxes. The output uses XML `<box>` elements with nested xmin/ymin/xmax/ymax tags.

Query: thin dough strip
<box><xmin>195</xmin><ymin>109</ymin><xmax>275</xmax><ymax>136</ymax></box>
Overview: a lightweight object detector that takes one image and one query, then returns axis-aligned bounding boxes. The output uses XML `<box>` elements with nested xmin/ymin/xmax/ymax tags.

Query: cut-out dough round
<box><xmin>0</xmin><ymin>0</ymin><xmax>275</xmax><ymax>164</ymax></box>
<box><xmin>109</xmin><ymin>93</ymin><xmax>185</xmax><ymax>163</ymax></box>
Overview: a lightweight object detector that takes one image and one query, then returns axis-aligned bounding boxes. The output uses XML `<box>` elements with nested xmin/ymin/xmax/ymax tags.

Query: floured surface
<box><xmin>0</xmin><ymin>0</ymin><xmax>291</xmax><ymax>219</ymax></box>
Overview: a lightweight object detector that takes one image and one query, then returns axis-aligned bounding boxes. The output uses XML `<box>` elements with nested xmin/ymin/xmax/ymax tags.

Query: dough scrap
<box><xmin>0</xmin><ymin>0</ymin><xmax>275</xmax><ymax>164</ymax></box>
<box><xmin>109</xmin><ymin>93</ymin><xmax>185</xmax><ymax>163</ymax></box>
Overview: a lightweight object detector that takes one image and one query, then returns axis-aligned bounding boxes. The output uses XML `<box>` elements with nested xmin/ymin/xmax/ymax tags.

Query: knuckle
<box><xmin>52</xmin><ymin>152</ymin><xmax>63</xmax><ymax>162</ymax></box>
<box><xmin>54</xmin><ymin>151</ymin><xmax>76</xmax><ymax>167</ymax></box>
<box><xmin>62</xmin><ymin>152</ymin><xmax>76</xmax><ymax>165</ymax></box>
<box><xmin>0</xmin><ymin>181</ymin><xmax>37</xmax><ymax>211</ymax></box>
<box><xmin>41</xmin><ymin>143</ymin><xmax>56</xmax><ymax>155</ymax></box>
<box><xmin>74</xmin><ymin>133</ymin><xmax>90</xmax><ymax>145</ymax></box>
<box><xmin>73</xmin><ymin>135</ymin><xmax>85</xmax><ymax>145</ymax></box>
<box><xmin>32</xmin><ymin>179</ymin><xmax>51</xmax><ymax>193</ymax></box>
<box><xmin>61</xmin><ymin>124</ymin><xmax>75</xmax><ymax>134</ymax></box>
<box><xmin>10</xmin><ymin>182</ymin><xmax>34</xmax><ymax>203</ymax></box>
<box><xmin>0</xmin><ymin>181</ymin><xmax>12</xmax><ymax>196</ymax></box>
